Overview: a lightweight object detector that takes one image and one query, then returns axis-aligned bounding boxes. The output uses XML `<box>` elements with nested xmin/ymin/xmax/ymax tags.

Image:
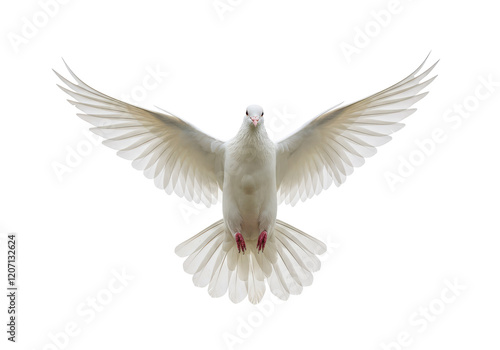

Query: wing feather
<box><xmin>276</xmin><ymin>56</ymin><xmax>438</xmax><ymax>205</ymax></box>
<box><xmin>55</xmin><ymin>62</ymin><xmax>225</xmax><ymax>207</ymax></box>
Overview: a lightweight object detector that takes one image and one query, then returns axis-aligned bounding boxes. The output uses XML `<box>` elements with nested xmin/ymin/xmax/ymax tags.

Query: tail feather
<box><xmin>175</xmin><ymin>219</ymin><xmax>327</xmax><ymax>304</ymax></box>
<box><xmin>276</xmin><ymin>220</ymin><xmax>327</xmax><ymax>255</ymax></box>
<box><xmin>263</xmin><ymin>240</ymin><xmax>279</xmax><ymax>264</ymax></box>
<box><xmin>276</xmin><ymin>240</ymin><xmax>313</xmax><ymax>287</ymax></box>
<box><xmin>247</xmin><ymin>258</ymin><xmax>266</xmax><ymax>304</ymax></box>
<box><xmin>276</xmin><ymin>228</ymin><xmax>321</xmax><ymax>273</ymax></box>
<box><xmin>229</xmin><ymin>269</ymin><xmax>247</xmax><ymax>303</ymax></box>
<box><xmin>175</xmin><ymin>219</ymin><xmax>224</xmax><ymax>257</ymax></box>
<box><xmin>192</xmin><ymin>243</ymin><xmax>224</xmax><ymax>287</ymax></box>
<box><xmin>273</xmin><ymin>256</ymin><xmax>302</xmax><ymax>295</ymax></box>
<box><xmin>227</xmin><ymin>245</ymin><xmax>238</xmax><ymax>271</ymax></box>
<box><xmin>207</xmin><ymin>252</ymin><xmax>231</xmax><ymax>297</ymax></box>
<box><xmin>183</xmin><ymin>233</ymin><xmax>223</xmax><ymax>274</ymax></box>
<box><xmin>253</xmin><ymin>253</ymin><xmax>270</xmax><ymax>280</ymax></box>
<box><xmin>267</xmin><ymin>266</ymin><xmax>289</xmax><ymax>301</ymax></box>
<box><xmin>237</xmin><ymin>253</ymin><xmax>250</xmax><ymax>281</ymax></box>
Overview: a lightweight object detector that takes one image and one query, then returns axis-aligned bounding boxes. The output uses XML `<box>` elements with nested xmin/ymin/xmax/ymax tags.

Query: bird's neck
<box><xmin>236</xmin><ymin>123</ymin><xmax>270</xmax><ymax>145</ymax></box>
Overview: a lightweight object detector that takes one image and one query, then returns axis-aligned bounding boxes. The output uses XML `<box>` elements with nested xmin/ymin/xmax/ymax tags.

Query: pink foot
<box><xmin>257</xmin><ymin>230</ymin><xmax>267</xmax><ymax>253</ymax></box>
<box><xmin>235</xmin><ymin>233</ymin><xmax>246</xmax><ymax>254</ymax></box>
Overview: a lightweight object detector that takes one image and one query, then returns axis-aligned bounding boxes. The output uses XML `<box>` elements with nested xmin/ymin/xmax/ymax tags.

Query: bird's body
<box><xmin>55</xmin><ymin>55</ymin><xmax>438</xmax><ymax>304</ymax></box>
<box><xmin>223</xmin><ymin>112</ymin><xmax>277</xmax><ymax>244</ymax></box>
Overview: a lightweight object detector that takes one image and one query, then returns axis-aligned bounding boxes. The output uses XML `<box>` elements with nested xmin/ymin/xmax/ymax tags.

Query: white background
<box><xmin>1</xmin><ymin>0</ymin><xmax>499</xmax><ymax>349</ymax></box>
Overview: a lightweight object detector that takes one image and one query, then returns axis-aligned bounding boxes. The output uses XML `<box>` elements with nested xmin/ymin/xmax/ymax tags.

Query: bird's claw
<box><xmin>235</xmin><ymin>233</ymin><xmax>246</xmax><ymax>254</ymax></box>
<box><xmin>257</xmin><ymin>230</ymin><xmax>267</xmax><ymax>253</ymax></box>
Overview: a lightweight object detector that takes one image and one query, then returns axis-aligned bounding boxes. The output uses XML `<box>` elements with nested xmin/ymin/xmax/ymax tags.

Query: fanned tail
<box><xmin>175</xmin><ymin>219</ymin><xmax>327</xmax><ymax>304</ymax></box>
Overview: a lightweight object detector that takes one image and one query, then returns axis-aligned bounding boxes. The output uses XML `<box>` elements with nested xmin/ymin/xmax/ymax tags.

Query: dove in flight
<box><xmin>54</xmin><ymin>55</ymin><xmax>437</xmax><ymax>304</ymax></box>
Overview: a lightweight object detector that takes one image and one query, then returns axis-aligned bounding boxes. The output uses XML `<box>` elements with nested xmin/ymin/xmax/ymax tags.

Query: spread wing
<box><xmin>276</xmin><ymin>56</ymin><xmax>438</xmax><ymax>206</ymax></box>
<box><xmin>55</xmin><ymin>62</ymin><xmax>225</xmax><ymax>207</ymax></box>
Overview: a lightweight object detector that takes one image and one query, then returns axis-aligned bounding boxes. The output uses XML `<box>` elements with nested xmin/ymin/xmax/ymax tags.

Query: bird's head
<box><xmin>245</xmin><ymin>105</ymin><xmax>264</xmax><ymax>127</ymax></box>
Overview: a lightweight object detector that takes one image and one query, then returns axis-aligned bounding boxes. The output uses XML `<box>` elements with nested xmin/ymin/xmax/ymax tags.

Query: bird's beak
<box><xmin>251</xmin><ymin>116</ymin><xmax>259</xmax><ymax>127</ymax></box>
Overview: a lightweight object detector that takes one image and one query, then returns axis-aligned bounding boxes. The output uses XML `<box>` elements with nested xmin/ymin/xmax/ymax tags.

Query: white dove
<box><xmin>55</xmin><ymin>55</ymin><xmax>437</xmax><ymax>304</ymax></box>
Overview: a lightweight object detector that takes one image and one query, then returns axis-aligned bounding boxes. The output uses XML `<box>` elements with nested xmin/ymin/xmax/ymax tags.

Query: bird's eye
<box><xmin>261</xmin><ymin>112</ymin><xmax>264</xmax><ymax>116</ymax></box>
<box><xmin>246</xmin><ymin>111</ymin><xmax>248</xmax><ymax>116</ymax></box>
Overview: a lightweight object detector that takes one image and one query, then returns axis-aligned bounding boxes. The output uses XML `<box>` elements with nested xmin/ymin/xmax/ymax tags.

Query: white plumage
<box><xmin>55</xmin><ymin>55</ymin><xmax>437</xmax><ymax>304</ymax></box>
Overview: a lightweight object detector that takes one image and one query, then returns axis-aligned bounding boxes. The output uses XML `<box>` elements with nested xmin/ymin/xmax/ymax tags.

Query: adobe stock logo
<box><xmin>384</xmin><ymin>75</ymin><xmax>499</xmax><ymax>191</ymax></box>
<box><xmin>33</xmin><ymin>268</ymin><xmax>134</xmax><ymax>350</ymax></box>
<box><xmin>339</xmin><ymin>0</ymin><xmax>412</xmax><ymax>63</ymax></box>
<box><xmin>7</xmin><ymin>0</ymin><xmax>71</xmax><ymax>54</ymax></box>
<box><xmin>380</xmin><ymin>278</ymin><xmax>467</xmax><ymax>350</ymax></box>
<box><xmin>212</xmin><ymin>0</ymin><xmax>244</xmax><ymax>21</ymax></box>
<box><xmin>51</xmin><ymin>64</ymin><xmax>169</xmax><ymax>183</ymax></box>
